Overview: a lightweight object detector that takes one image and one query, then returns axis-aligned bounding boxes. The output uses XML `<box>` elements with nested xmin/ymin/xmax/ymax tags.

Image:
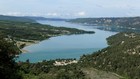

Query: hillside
<box><xmin>68</xmin><ymin>17</ymin><xmax>140</xmax><ymax>32</ymax></box>
<box><xmin>0</xmin><ymin>20</ymin><xmax>94</xmax><ymax>48</ymax></box>
<box><xmin>0</xmin><ymin>15</ymin><xmax>36</xmax><ymax>23</ymax></box>
<box><xmin>79</xmin><ymin>32</ymin><xmax>140</xmax><ymax>79</ymax></box>
<box><xmin>17</xmin><ymin>58</ymin><xmax>122</xmax><ymax>79</ymax></box>
<box><xmin>25</xmin><ymin>16</ymin><xmax>67</xmax><ymax>21</ymax></box>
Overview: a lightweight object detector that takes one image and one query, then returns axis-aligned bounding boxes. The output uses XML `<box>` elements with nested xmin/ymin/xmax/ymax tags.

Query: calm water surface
<box><xmin>18</xmin><ymin>20</ymin><xmax>116</xmax><ymax>62</ymax></box>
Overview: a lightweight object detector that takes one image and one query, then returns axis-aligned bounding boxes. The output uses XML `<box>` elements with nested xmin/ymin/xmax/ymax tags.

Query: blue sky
<box><xmin>0</xmin><ymin>0</ymin><xmax>140</xmax><ymax>18</ymax></box>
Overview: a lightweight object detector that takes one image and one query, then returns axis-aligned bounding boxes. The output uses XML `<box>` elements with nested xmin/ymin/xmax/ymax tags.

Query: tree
<box><xmin>0</xmin><ymin>37</ymin><xmax>22</xmax><ymax>79</ymax></box>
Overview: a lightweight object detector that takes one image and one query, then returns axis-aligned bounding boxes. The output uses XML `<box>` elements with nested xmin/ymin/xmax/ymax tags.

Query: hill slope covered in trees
<box><xmin>0</xmin><ymin>15</ymin><xmax>36</xmax><ymax>23</ymax></box>
<box><xmin>68</xmin><ymin>17</ymin><xmax>140</xmax><ymax>32</ymax></box>
<box><xmin>79</xmin><ymin>32</ymin><xmax>140</xmax><ymax>79</ymax></box>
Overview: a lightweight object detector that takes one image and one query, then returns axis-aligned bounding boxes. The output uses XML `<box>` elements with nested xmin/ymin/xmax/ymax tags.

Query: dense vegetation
<box><xmin>68</xmin><ymin>17</ymin><xmax>140</xmax><ymax>32</ymax></box>
<box><xmin>25</xmin><ymin>16</ymin><xmax>67</xmax><ymax>21</ymax></box>
<box><xmin>18</xmin><ymin>58</ymin><xmax>121</xmax><ymax>79</ymax></box>
<box><xmin>0</xmin><ymin>20</ymin><xmax>94</xmax><ymax>40</ymax></box>
<box><xmin>0</xmin><ymin>36</ymin><xmax>22</xmax><ymax>79</ymax></box>
<box><xmin>19</xmin><ymin>59</ymin><xmax>86</xmax><ymax>79</ymax></box>
<box><xmin>79</xmin><ymin>32</ymin><xmax>140</xmax><ymax>79</ymax></box>
<box><xmin>0</xmin><ymin>15</ymin><xmax>36</xmax><ymax>23</ymax></box>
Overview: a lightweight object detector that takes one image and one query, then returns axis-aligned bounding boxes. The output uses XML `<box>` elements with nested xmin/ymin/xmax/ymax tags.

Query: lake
<box><xmin>17</xmin><ymin>20</ymin><xmax>116</xmax><ymax>62</ymax></box>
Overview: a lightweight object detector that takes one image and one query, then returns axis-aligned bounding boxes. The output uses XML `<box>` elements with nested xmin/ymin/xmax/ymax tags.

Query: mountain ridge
<box><xmin>68</xmin><ymin>17</ymin><xmax>140</xmax><ymax>32</ymax></box>
<box><xmin>0</xmin><ymin>15</ymin><xmax>36</xmax><ymax>23</ymax></box>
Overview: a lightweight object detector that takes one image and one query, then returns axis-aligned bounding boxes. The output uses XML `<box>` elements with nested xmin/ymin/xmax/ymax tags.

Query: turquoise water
<box><xmin>17</xmin><ymin>20</ymin><xmax>116</xmax><ymax>62</ymax></box>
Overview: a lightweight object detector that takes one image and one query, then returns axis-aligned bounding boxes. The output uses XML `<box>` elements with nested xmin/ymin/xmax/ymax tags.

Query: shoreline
<box><xmin>16</xmin><ymin>40</ymin><xmax>40</xmax><ymax>53</ymax></box>
<box><xmin>17</xmin><ymin>32</ymin><xmax>95</xmax><ymax>54</ymax></box>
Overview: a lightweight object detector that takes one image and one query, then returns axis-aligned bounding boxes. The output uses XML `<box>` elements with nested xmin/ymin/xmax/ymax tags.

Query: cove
<box><xmin>17</xmin><ymin>20</ymin><xmax>116</xmax><ymax>63</ymax></box>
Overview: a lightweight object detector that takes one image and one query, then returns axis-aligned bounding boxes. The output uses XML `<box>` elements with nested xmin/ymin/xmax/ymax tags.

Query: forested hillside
<box><xmin>79</xmin><ymin>32</ymin><xmax>140</xmax><ymax>79</ymax></box>
<box><xmin>0</xmin><ymin>36</ymin><xmax>22</xmax><ymax>79</ymax></box>
<box><xmin>0</xmin><ymin>15</ymin><xmax>36</xmax><ymax>23</ymax></box>
<box><xmin>68</xmin><ymin>17</ymin><xmax>140</xmax><ymax>32</ymax></box>
<box><xmin>25</xmin><ymin>16</ymin><xmax>67</xmax><ymax>21</ymax></box>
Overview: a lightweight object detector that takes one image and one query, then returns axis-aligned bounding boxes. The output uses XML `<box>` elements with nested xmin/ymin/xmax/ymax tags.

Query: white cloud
<box><xmin>76</xmin><ymin>11</ymin><xmax>86</xmax><ymax>16</ymax></box>
<box><xmin>46</xmin><ymin>13</ymin><xmax>58</xmax><ymax>16</ymax></box>
<box><xmin>3</xmin><ymin>12</ymin><xmax>24</xmax><ymax>16</ymax></box>
<box><xmin>1</xmin><ymin>12</ymin><xmax>42</xmax><ymax>17</ymax></box>
<box><xmin>0</xmin><ymin>12</ymin><xmax>60</xmax><ymax>17</ymax></box>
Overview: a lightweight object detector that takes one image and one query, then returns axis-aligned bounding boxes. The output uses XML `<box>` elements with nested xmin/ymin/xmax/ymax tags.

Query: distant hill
<box><xmin>24</xmin><ymin>16</ymin><xmax>67</xmax><ymax>21</ymax></box>
<box><xmin>24</xmin><ymin>16</ymin><xmax>48</xmax><ymax>20</ymax></box>
<box><xmin>0</xmin><ymin>15</ymin><xmax>67</xmax><ymax>22</ymax></box>
<box><xmin>0</xmin><ymin>20</ymin><xmax>94</xmax><ymax>41</ymax></box>
<box><xmin>79</xmin><ymin>32</ymin><xmax>140</xmax><ymax>79</ymax></box>
<box><xmin>68</xmin><ymin>17</ymin><xmax>140</xmax><ymax>32</ymax></box>
<box><xmin>0</xmin><ymin>15</ymin><xmax>36</xmax><ymax>23</ymax></box>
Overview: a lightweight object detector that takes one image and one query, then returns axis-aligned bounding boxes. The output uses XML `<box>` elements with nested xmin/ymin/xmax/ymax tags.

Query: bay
<box><xmin>17</xmin><ymin>20</ymin><xmax>116</xmax><ymax>62</ymax></box>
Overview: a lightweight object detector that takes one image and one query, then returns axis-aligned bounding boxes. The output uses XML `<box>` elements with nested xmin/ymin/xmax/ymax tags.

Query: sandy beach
<box><xmin>16</xmin><ymin>40</ymin><xmax>40</xmax><ymax>53</ymax></box>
